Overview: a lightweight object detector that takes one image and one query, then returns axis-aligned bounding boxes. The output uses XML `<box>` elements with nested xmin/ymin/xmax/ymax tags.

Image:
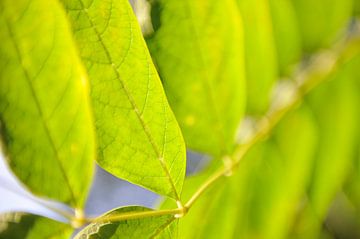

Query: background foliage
<box><xmin>0</xmin><ymin>0</ymin><xmax>360</xmax><ymax>238</ymax></box>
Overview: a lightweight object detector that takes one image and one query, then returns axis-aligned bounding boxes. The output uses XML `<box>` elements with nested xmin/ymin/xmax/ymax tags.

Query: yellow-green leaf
<box><xmin>0</xmin><ymin>0</ymin><xmax>95</xmax><ymax>207</ymax></box>
<box><xmin>147</xmin><ymin>0</ymin><xmax>246</xmax><ymax>156</ymax></box>
<box><xmin>61</xmin><ymin>0</ymin><xmax>186</xmax><ymax>199</ymax></box>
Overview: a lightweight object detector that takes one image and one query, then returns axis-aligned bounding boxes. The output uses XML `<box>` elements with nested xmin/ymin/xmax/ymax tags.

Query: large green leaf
<box><xmin>0</xmin><ymin>213</ymin><xmax>72</xmax><ymax>239</ymax></box>
<box><xmin>292</xmin><ymin>0</ymin><xmax>354</xmax><ymax>52</ymax></box>
<box><xmin>147</xmin><ymin>0</ymin><xmax>246</xmax><ymax>156</ymax></box>
<box><xmin>268</xmin><ymin>0</ymin><xmax>302</xmax><ymax>75</ymax></box>
<box><xmin>236</xmin><ymin>0</ymin><xmax>278</xmax><ymax>114</ymax></box>
<box><xmin>61</xmin><ymin>0</ymin><xmax>186</xmax><ymax>199</ymax></box>
<box><xmin>74</xmin><ymin>206</ymin><xmax>176</xmax><ymax>239</ymax></box>
<box><xmin>0</xmin><ymin>0</ymin><xmax>95</xmax><ymax>207</ymax></box>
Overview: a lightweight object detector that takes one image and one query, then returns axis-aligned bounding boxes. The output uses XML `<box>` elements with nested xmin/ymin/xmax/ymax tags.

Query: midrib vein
<box><xmin>77</xmin><ymin>0</ymin><xmax>180</xmax><ymax>200</ymax></box>
<box><xmin>4</xmin><ymin>19</ymin><xmax>78</xmax><ymax>206</ymax></box>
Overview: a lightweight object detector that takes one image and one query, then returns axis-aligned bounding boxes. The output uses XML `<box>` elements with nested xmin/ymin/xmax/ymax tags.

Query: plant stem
<box><xmin>86</xmin><ymin>208</ymin><xmax>184</xmax><ymax>224</ymax></box>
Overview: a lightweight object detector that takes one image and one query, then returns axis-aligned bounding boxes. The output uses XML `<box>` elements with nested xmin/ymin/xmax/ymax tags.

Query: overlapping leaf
<box><xmin>0</xmin><ymin>0</ymin><xmax>95</xmax><ymax>207</ymax></box>
<box><xmin>147</xmin><ymin>0</ymin><xmax>246</xmax><ymax>156</ymax></box>
<box><xmin>61</xmin><ymin>0</ymin><xmax>186</xmax><ymax>199</ymax></box>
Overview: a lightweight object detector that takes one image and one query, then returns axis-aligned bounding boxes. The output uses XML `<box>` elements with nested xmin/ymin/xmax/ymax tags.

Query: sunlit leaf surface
<box><xmin>61</xmin><ymin>0</ymin><xmax>186</xmax><ymax>199</ymax></box>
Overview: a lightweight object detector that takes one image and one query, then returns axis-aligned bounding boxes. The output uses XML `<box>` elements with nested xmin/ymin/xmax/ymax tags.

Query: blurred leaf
<box><xmin>268</xmin><ymin>0</ymin><xmax>302</xmax><ymax>75</ymax></box>
<box><xmin>160</xmin><ymin>158</ymin><xmax>248</xmax><ymax>239</ymax></box>
<box><xmin>355</xmin><ymin>1</ymin><xmax>360</xmax><ymax>16</ymax></box>
<box><xmin>343</xmin><ymin>55</ymin><xmax>360</xmax><ymax>229</ymax></box>
<box><xmin>236</xmin><ymin>0</ymin><xmax>278</xmax><ymax>114</ymax></box>
<box><xmin>74</xmin><ymin>206</ymin><xmax>176</xmax><ymax>239</ymax></box>
<box><xmin>184</xmin><ymin>163</ymin><xmax>256</xmax><ymax>239</ymax></box>
<box><xmin>292</xmin><ymin>0</ymin><xmax>353</xmax><ymax>52</ymax></box>
<box><xmin>61</xmin><ymin>0</ymin><xmax>186</xmax><ymax>199</ymax></box>
<box><xmin>0</xmin><ymin>0</ymin><xmax>95</xmax><ymax>207</ymax></box>
<box><xmin>0</xmin><ymin>213</ymin><xmax>72</xmax><ymax>239</ymax></box>
<box><xmin>164</xmin><ymin>106</ymin><xmax>317</xmax><ymax>239</ymax></box>
<box><xmin>147</xmin><ymin>0</ymin><xmax>246</xmax><ymax>156</ymax></box>
<box><xmin>293</xmin><ymin>59</ymin><xmax>360</xmax><ymax>239</ymax></box>
<box><xmin>208</xmin><ymin>107</ymin><xmax>318</xmax><ymax>239</ymax></box>
<box><xmin>244</xmin><ymin>107</ymin><xmax>317</xmax><ymax>239</ymax></box>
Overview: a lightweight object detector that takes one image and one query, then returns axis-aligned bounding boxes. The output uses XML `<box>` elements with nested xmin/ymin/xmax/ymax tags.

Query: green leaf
<box><xmin>236</xmin><ymin>0</ymin><xmax>278</xmax><ymax>114</ymax></box>
<box><xmin>0</xmin><ymin>213</ymin><xmax>72</xmax><ymax>239</ymax></box>
<box><xmin>147</xmin><ymin>0</ymin><xmax>246</xmax><ymax>156</ymax></box>
<box><xmin>0</xmin><ymin>0</ymin><xmax>95</xmax><ymax>207</ymax></box>
<box><xmin>61</xmin><ymin>0</ymin><xmax>186</xmax><ymax>199</ymax></box>
<box><xmin>355</xmin><ymin>1</ymin><xmax>360</xmax><ymax>16</ymax></box>
<box><xmin>292</xmin><ymin>0</ymin><xmax>354</xmax><ymax>52</ymax></box>
<box><xmin>268</xmin><ymin>0</ymin><xmax>302</xmax><ymax>75</ymax></box>
<box><xmin>74</xmin><ymin>206</ymin><xmax>176</xmax><ymax>239</ymax></box>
